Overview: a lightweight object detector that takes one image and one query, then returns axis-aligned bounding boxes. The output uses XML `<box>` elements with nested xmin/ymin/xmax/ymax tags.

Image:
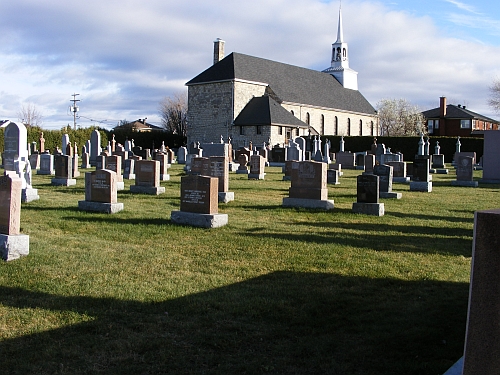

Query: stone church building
<box><xmin>186</xmin><ymin>8</ymin><xmax>378</xmax><ymax>148</ymax></box>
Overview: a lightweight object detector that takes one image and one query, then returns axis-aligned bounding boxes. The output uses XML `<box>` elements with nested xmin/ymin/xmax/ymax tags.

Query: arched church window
<box><xmin>335</xmin><ymin>116</ymin><xmax>338</xmax><ymax>135</ymax></box>
<box><xmin>321</xmin><ymin>115</ymin><xmax>325</xmax><ymax>135</ymax></box>
<box><xmin>336</xmin><ymin>47</ymin><xmax>341</xmax><ymax>61</ymax></box>
<box><xmin>306</xmin><ymin>112</ymin><xmax>310</xmax><ymax>125</ymax></box>
<box><xmin>359</xmin><ymin>119</ymin><xmax>363</xmax><ymax>136</ymax></box>
<box><xmin>343</xmin><ymin>48</ymin><xmax>347</xmax><ymax>60</ymax></box>
<box><xmin>291</xmin><ymin>110</ymin><xmax>294</xmax><ymax>116</ymax></box>
<box><xmin>370</xmin><ymin>121</ymin><xmax>374</xmax><ymax>136</ymax></box>
<box><xmin>347</xmin><ymin>118</ymin><xmax>351</xmax><ymax>136</ymax></box>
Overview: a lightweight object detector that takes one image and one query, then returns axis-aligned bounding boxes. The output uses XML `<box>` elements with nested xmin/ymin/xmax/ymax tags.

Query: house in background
<box><xmin>422</xmin><ymin>97</ymin><xmax>500</xmax><ymax>137</ymax></box>
<box><xmin>185</xmin><ymin>7</ymin><xmax>378</xmax><ymax>148</ymax></box>
<box><xmin>113</xmin><ymin>118</ymin><xmax>165</xmax><ymax>132</ymax></box>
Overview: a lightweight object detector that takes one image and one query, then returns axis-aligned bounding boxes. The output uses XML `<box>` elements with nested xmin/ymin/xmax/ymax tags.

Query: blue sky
<box><xmin>1</xmin><ymin>0</ymin><xmax>500</xmax><ymax>130</ymax></box>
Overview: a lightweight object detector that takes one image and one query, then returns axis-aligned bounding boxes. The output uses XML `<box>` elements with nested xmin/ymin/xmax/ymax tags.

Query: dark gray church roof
<box><xmin>186</xmin><ymin>52</ymin><xmax>377</xmax><ymax>115</ymax></box>
<box><xmin>233</xmin><ymin>96</ymin><xmax>310</xmax><ymax>128</ymax></box>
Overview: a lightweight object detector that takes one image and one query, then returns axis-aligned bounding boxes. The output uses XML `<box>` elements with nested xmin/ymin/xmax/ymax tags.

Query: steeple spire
<box><xmin>322</xmin><ymin>2</ymin><xmax>358</xmax><ymax>90</ymax></box>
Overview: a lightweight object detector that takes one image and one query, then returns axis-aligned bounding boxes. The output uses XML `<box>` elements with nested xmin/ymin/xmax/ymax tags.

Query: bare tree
<box><xmin>489</xmin><ymin>78</ymin><xmax>500</xmax><ymax>113</ymax></box>
<box><xmin>18</xmin><ymin>103</ymin><xmax>43</xmax><ymax>127</ymax></box>
<box><xmin>159</xmin><ymin>92</ymin><xmax>187</xmax><ymax>137</ymax></box>
<box><xmin>377</xmin><ymin>98</ymin><xmax>426</xmax><ymax>136</ymax></box>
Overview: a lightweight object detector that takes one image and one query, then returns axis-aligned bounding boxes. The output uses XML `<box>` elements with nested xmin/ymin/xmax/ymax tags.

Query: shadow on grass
<box><xmin>0</xmin><ymin>272</ymin><xmax>467</xmax><ymax>375</ymax></box>
<box><xmin>244</xmin><ymin>222</ymin><xmax>472</xmax><ymax>256</ymax></box>
<box><xmin>62</xmin><ymin>216</ymin><xmax>172</xmax><ymax>226</ymax></box>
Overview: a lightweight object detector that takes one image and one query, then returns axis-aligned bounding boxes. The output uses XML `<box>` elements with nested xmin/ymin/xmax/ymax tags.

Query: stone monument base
<box><xmin>22</xmin><ymin>188</ymin><xmax>40</xmax><ymax>203</ymax></box>
<box><xmin>160</xmin><ymin>174</ymin><xmax>170</xmax><ymax>181</ymax></box>
<box><xmin>228</xmin><ymin>162</ymin><xmax>238</xmax><ymax>172</ymax></box>
<box><xmin>409</xmin><ymin>181</ymin><xmax>432</xmax><ymax>192</ymax></box>
<box><xmin>282</xmin><ymin>197</ymin><xmax>334</xmax><ymax>210</ymax></box>
<box><xmin>248</xmin><ymin>173</ymin><xmax>265</xmax><ymax>180</ymax></box>
<box><xmin>430</xmin><ymin>168</ymin><xmax>449</xmax><ymax>174</ymax></box>
<box><xmin>218</xmin><ymin>192</ymin><xmax>234</xmax><ymax>203</ymax></box>
<box><xmin>380</xmin><ymin>192</ymin><xmax>402</xmax><ymax>199</ymax></box>
<box><xmin>393</xmin><ymin>177</ymin><xmax>410</xmax><ymax>183</ymax></box>
<box><xmin>236</xmin><ymin>169</ymin><xmax>249</xmax><ymax>174</ymax></box>
<box><xmin>116</xmin><ymin>181</ymin><xmax>125</xmax><ymax>191</ymax></box>
<box><xmin>352</xmin><ymin>202</ymin><xmax>384</xmax><ymax>216</ymax></box>
<box><xmin>0</xmin><ymin>234</ymin><xmax>29</xmax><ymax>261</ymax></box>
<box><xmin>78</xmin><ymin>200</ymin><xmax>124</xmax><ymax>214</ymax></box>
<box><xmin>51</xmin><ymin>178</ymin><xmax>76</xmax><ymax>186</ymax></box>
<box><xmin>130</xmin><ymin>185</ymin><xmax>165</xmax><ymax>195</ymax></box>
<box><xmin>479</xmin><ymin>179</ymin><xmax>500</xmax><ymax>184</ymax></box>
<box><xmin>451</xmin><ymin>180</ymin><xmax>478</xmax><ymax>187</ymax></box>
<box><xmin>81</xmin><ymin>163</ymin><xmax>91</xmax><ymax>169</ymax></box>
<box><xmin>170</xmin><ymin>210</ymin><xmax>228</xmax><ymax>228</ymax></box>
<box><xmin>37</xmin><ymin>169</ymin><xmax>54</xmax><ymax>175</ymax></box>
<box><xmin>123</xmin><ymin>173</ymin><xmax>136</xmax><ymax>180</ymax></box>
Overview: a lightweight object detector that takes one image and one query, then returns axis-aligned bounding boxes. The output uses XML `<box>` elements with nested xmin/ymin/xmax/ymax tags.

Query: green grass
<box><xmin>0</xmin><ymin>164</ymin><xmax>495</xmax><ymax>374</ymax></box>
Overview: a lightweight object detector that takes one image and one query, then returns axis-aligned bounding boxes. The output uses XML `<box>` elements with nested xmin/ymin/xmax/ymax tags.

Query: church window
<box><xmin>296</xmin><ymin>128</ymin><xmax>300</xmax><ymax>136</ymax></box>
<box><xmin>306</xmin><ymin>112</ymin><xmax>310</xmax><ymax>125</ymax></box>
<box><xmin>240</xmin><ymin>126</ymin><xmax>245</xmax><ymax>135</ymax></box>
<box><xmin>279</xmin><ymin>126</ymin><xmax>283</xmax><ymax>135</ymax></box>
<box><xmin>334</xmin><ymin>116</ymin><xmax>338</xmax><ymax>135</ymax></box>
<box><xmin>256</xmin><ymin>126</ymin><xmax>262</xmax><ymax>135</ymax></box>
<box><xmin>370</xmin><ymin>121</ymin><xmax>374</xmax><ymax>136</ymax></box>
<box><xmin>291</xmin><ymin>110</ymin><xmax>294</xmax><ymax>116</ymax></box>
<box><xmin>347</xmin><ymin>118</ymin><xmax>351</xmax><ymax>136</ymax></box>
<box><xmin>321</xmin><ymin>115</ymin><xmax>325</xmax><ymax>135</ymax></box>
<box><xmin>359</xmin><ymin>119</ymin><xmax>363</xmax><ymax>136</ymax></box>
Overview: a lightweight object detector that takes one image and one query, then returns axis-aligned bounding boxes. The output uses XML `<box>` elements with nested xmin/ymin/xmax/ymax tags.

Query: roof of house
<box><xmin>186</xmin><ymin>52</ymin><xmax>377</xmax><ymax>115</ymax></box>
<box><xmin>114</xmin><ymin>120</ymin><xmax>164</xmax><ymax>131</ymax></box>
<box><xmin>422</xmin><ymin>105</ymin><xmax>499</xmax><ymax>123</ymax></box>
<box><xmin>233</xmin><ymin>96</ymin><xmax>310</xmax><ymax>128</ymax></box>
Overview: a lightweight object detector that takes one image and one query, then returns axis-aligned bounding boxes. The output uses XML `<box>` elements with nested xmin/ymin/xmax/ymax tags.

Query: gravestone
<box><xmin>37</xmin><ymin>153</ymin><xmax>55</xmax><ymax>175</ymax></box>
<box><xmin>387</xmin><ymin>161</ymin><xmax>409</xmax><ymax>183</ymax></box>
<box><xmin>327</xmin><ymin>169</ymin><xmax>340</xmax><ymax>185</ymax></box>
<box><xmin>154</xmin><ymin>153</ymin><xmax>170</xmax><ymax>181</ymax></box>
<box><xmin>355</xmin><ymin>152</ymin><xmax>366</xmax><ymax>170</ymax></box>
<box><xmin>282</xmin><ymin>161</ymin><xmax>334</xmax><ymax>210</ymax></box>
<box><xmin>51</xmin><ymin>155</ymin><xmax>76</xmax><ymax>186</ymax></box>
<box><xmin>29</xmin><ymin>153</ymin><xmax>40</xmax><ymax>170</ymax></box>
<box><xmin>2</xmin><ymin>121</ymin><xmax>39</xmax><ymax>202</ymax></box>
<box><xmin>209</xmin><ymin>156</ymin><xmax>234</xmax><ymax>203</ymax></box>
<box><xmin>373</xmin><ymin>164</ymin><xmax>401</xmax><ymax>199</ymax></box>
<box><xmin>336</xmin><ymin>152</ymin><xmax>356</xmax><ymax>169</ymax></box>
<box><xmin>123</xmin><ymin>159</ymin><xmax>136</xmax><ymax>180</ymax></box>
<box><xmin>72</xmin><ymin>152</ymin><xmax>80</xmax><ymax>178</ymax></box>
<box><xmin>287</xmin><ymin>139</ymin><xmax>302</xmax><ymax>161</ymax></box>
<box><xmin>352</xmin><ymin>174</ymin><xmax>384</xmax><ymax>216</ymax></box>
<box><xmin>130</xmin><ymin>160</ymin><xmax>165</xmax><ymax>195</ymax></box>
<box><xmin>177</xmin><ymin>146</ymin><xmax>188</xmax><ymax>164</ymax></box>
<box><xmin>451</xmin><ymin>156</ymin><xmax>477</xmax><ymax>187</ymax></box>
<box><xmin>410</xmin><ymin>158</ymin><xmax>432</xmax><ymax>192</ymax></box>
<box><xmin>105</xmin><ymin>155</ymin><xmax>124</xmax><ymax>190</ymax></box>
<box><xmin>89</xmin><ymin>130</ymin><xmax>101</xmax><ymax>166</ymax></box>
<box><xmin>81</xmin><ymin>150</ymin><xmax>90</xmax><ymax>169</ymax></box>
<box><xmin>460</xmin><ymin>209</ymin><xmax>500</xmax><ymax>374</ymax></box>
<box><xmin>480</xmin><ymin>131</ymin><xmax>500</xmax><ymax>183</ymax></box>
<box><xmin>248</xmin><ymin>155</ymin><xmax>265</xmax><ymax>180</ymax></box>
<box><xmin>62</xmin><ymin>134</ymin><xmax>70</xmax><ymax>155</ymax></box>
<box><xmin>170</xmin><ymin>175</ymin><xmax>228</xmax><ymax>228</ymax></box>
<box><xmin>236</xmin><ymin>154</ymin><xmax>249</xmax><ymax>174</ymax></box>
<box><xmin>78</xmin><ymin>169</ymin><xmax>123</xmax><ymax>213</ymax></box>
<box><xmin>0</xmin><ymin>174</ymin><xmax>29</xmax><ymax>261</ymax></box>
<box><xmin>364</xmin><ymin>154</ymin><xmax>375</xmax><ymax>174</ymax></box>
<box><xmin>283</xmin><ymin>160</ymin><xmax>294</xmax><ymax>181</ymax></box>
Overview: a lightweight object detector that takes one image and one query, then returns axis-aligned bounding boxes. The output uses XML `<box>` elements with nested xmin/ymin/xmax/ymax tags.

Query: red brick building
<box><xmin>422</xmin><ymin>97</ymin><xmax>500</xmax><ymax>136</ymax></box>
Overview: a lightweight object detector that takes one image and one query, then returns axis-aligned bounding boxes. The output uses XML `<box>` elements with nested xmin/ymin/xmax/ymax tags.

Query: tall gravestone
<box><xmin>154</xmin><ymin>153</ymin><xmax>170</xmax><ymax>181</ymax></box>
<box><xmin>2</xmin><ymin>121</ymin><xmax>39</xmax><ymax>202</ymax></box>
<box><xmin>352</xmin><ymin>174</ymin><xmax>384</xmax><ymax>216</ymax></box>
<box><xmin>130</xmin><ymin>160</ymin><xmax>165</xmax><ymax>195</ymax></box>
<box><xmin>209</xmin><ymin>156</ymin><xmax>234</xmax><ymax>203</ymax></box>
<box><xmin>480</xmin><ymin>131</ymin><xmax>500</xmax><ymax>183</ymax></box>
<box><xmin>90</xmin><ymin>130</ymin><xmax>101</xmax><ymax>167</ymax></box>
<box><xmin>282</xmin><ymin>161</ymin><xmax>334</xmax><ymax>210</ymax></box>
<box><xmin>105</xmin><ymin>155</ymin><xmax>124</xmax><ymax>190</ymax></box>
<box><xmin>78</xmin><ymin>169</ymin><xmax>123</xmax><ymax>213</ymax></box>
<box><xmin>170</xmin><ymin>175</ymin><xmax>228</xmax><ymax>228</ymax></box>
<box><xmin>123</xmin><ymin>159</ymin><xmax>136</xmax><ymax>180</ymax></box>
<box><xmin>0</xmin><ymin>174</ymin><xmax>29</xmax><ymax>261</ymax></box>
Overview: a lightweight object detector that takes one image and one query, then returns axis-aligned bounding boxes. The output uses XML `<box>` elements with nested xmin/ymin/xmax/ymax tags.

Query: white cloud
<box><xmin>443</xmin><ymin>0</ymin><xmax>478</xmax><ymax>14</ymax></box>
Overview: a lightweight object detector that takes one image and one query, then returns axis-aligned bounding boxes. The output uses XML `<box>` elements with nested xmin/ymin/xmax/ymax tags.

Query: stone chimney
<box><xmin>213</xmin><ymin>38</ymin><xmax>225</xmax><ymax>65</ymax></box>
<box><xmin>440</xmin><ymin>96</ymin><xmax>447</xmax><ymax>117</ymax></box>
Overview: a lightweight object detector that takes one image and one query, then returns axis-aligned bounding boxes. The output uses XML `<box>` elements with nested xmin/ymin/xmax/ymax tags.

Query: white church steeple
<box><xmin>323</xmin><ymin>4</ymin><xmax>358</xmax><ymax>90</ymax></box>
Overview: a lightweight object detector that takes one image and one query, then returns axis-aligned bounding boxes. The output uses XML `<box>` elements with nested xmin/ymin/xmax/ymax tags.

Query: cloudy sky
<box><xmin>1</xmin><ymin>0</ymin><xmax>499</xmax><ymax>130</ymax></box>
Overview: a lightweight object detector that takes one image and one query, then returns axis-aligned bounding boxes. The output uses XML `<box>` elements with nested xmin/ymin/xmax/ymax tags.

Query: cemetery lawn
<box><xmin>0</xmin><ymin>165</ymin><xmax>492</xmax><ymax>375</ymax></box>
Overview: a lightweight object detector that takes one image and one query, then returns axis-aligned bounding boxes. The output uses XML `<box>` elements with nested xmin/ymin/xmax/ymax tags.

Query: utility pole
<box><xmin>70</xmin><ymin>93</ymin><xmax>80</xmax><ymax>130</ymax></box>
